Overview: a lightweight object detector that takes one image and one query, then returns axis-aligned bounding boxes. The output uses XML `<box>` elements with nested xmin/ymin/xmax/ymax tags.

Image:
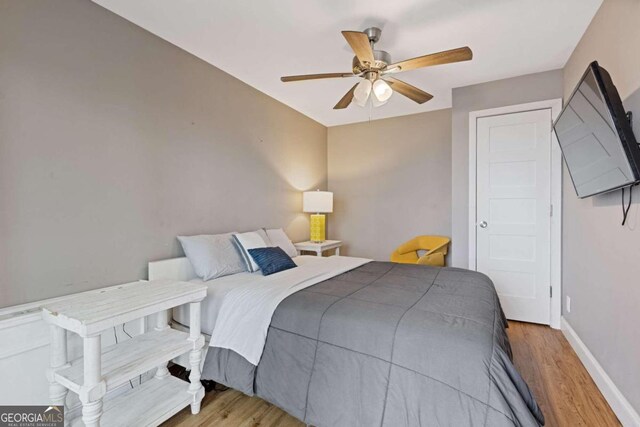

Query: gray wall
<box><xmin>328</xmin><ymin>110</ymin><xmax>452</xmax><ymax>261</ymax></box>
<box><xmin>0</xmin><ymin>0</ymin><xmax>327</xmax><ymax>308</ymax></box>
<box><xmin>450</xmin><ymin>70</ymin><xmax>564</xmax><ymax>267</ymax></box>
<box><xmin>561</xmin><ymin>0</ymin><xmax>640</xmax><ymax>413</ymax></box>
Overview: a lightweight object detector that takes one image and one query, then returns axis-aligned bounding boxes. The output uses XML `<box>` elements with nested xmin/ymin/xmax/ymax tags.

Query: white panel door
<box><xmin>476</xmin><ymin>109</ymin><xmax>551</xmax><ymax>324</ymax></box>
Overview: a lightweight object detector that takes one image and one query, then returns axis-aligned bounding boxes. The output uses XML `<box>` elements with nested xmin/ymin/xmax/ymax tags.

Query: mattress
<box><xmin>172</xmin><ymin>255</ymin><xmax>325</xmax><ymax>334</ymax></box>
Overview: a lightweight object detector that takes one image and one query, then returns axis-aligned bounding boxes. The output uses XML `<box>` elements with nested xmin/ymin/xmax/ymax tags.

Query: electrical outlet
<box><xmin>566</xmin><ymin>296</ymin><xmax>571</xmax><ymax>313</ymax></box>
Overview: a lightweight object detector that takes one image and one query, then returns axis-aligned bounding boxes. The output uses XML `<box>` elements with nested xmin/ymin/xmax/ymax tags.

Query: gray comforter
<box><xmin>202</xmin><ymin>262</ymin><xmax>544</xmax><ymax>426</ymax></box>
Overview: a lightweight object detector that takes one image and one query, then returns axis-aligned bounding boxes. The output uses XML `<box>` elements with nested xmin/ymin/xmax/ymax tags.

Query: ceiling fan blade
<box><xmin>341</xmin><ymin>31</ymin><xmax>375</xmax><ymax>67</ymax></box>
<box><xmin>281</xmin><ymin>73</ymin><xmax>354</xmax><ymax>82</ymax></box>
<box><xmin>334</xmin><ymin>84</ymin><xmax>359</xmax><ymax>109</ymax></box>
<box><xmin>386</xmin><ymin>77</ymin><xmax>433</xmax><ymax>104</ymax></box>
<box><xmin>385</xmin><ymin>47</ymin><xmax>472</xmax><ymax>73</ymax></box>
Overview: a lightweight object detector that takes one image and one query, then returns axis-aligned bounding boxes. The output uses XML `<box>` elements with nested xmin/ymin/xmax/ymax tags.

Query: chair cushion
<box><xmin>390</xmin><ymin>236</ymin><xmax>450</xmax><ymax>267</ymax></box>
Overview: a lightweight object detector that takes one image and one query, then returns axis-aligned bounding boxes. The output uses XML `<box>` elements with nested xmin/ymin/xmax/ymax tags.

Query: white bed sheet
<box><xmin>172</xmin><ymin>255</ymin><xmax>328</xmax><ymax>334</ymax></box>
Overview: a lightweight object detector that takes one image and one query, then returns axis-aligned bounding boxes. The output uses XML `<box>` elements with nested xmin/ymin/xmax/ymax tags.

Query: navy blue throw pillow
<box><xmin>248</xmin><ymin>247</ymin><xmax>297</xmax><ymax>276</ymax></box>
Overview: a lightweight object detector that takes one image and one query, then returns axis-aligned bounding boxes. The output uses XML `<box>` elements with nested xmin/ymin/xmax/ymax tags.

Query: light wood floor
<box><xmin>507</xmin><ymin>321</ymin><xmax>619</xmax><ymax>426</ymax></box>
<box><xmin>164</xmin><ymin>321</ymin><xmax>619</xmax><ymax>427</ymax></box>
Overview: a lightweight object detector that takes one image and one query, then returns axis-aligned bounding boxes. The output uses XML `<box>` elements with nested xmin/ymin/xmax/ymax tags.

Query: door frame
<box><xmin>468</xmin><ymin>99</ymin><xmax>563</xmax><ymax>329</ymax></box>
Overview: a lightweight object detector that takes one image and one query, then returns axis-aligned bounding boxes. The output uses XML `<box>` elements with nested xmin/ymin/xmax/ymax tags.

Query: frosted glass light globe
<box><xmin>372</xmin><ymin>79</ymin><xmax>393</xmax><ymax>102</ymax></box>
<box><xmin>353</xmin><ymin>79</ymin><xmax>372</xmax><ymax>107</ymax></box>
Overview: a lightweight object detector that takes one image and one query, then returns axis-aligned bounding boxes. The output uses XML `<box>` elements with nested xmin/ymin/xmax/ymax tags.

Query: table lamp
<box><xmin>303</xmin><ymin>190</ymin><xmax>333</xmax><ymax>242</ymax></box>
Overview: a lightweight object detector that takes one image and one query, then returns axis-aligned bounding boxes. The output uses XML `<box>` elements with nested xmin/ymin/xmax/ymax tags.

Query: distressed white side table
<box><xmin>42</xmin><ymin>280</ymin><xmax>207</xmax><ymax>427</ymax></box>
<box><xmin>294</xmin><ymin>240</ymin><xmax>343</xmax><ymax>257</ymax></box>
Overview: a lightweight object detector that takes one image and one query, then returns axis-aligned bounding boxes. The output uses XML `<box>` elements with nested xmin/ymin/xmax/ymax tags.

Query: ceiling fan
<box><xmin>281</xmin><ymin>27</ymin><xmax>472</xmax><ymax>109</ymax></box>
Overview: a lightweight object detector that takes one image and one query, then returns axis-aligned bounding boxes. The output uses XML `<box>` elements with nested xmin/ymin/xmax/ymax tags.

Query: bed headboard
<box><xmin>148</xmin><ymin>257</ymin><xmax>197</xmax><ymax>282</ymax></box>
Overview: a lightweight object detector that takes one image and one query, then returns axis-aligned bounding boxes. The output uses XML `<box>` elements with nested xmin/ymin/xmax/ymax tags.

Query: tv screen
<box><xmin>553</xmin><ymin>61</ymin><xmax>640</xmax><ymax>198</ymax></box>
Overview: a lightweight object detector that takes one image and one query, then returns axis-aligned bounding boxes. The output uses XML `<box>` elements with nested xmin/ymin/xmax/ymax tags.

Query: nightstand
<box><xmin>42</xmin><ymin>280</ymin><xmax>207</xmax><ymax>427</ymax></box>
<box><xmin>294</xmin><ymin>240</ymin><xmax>343</xmax><ymax>257</ymax></box>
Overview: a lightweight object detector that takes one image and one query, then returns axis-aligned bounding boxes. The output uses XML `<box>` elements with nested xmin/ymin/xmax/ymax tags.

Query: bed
<box><xmin>149</xmin><ymin>255</ymin><xmax>544</xmax><ymax>426</ymax></box>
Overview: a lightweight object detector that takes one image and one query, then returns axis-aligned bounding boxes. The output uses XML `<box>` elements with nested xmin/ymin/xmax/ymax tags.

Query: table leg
<box><xmin>188</xmin><ymin>301</ymin><xmax>204</xmax><ymax>414</ymax></box>
<box><xmin>335</xmin><ymin>247</ymin><xmax>340</xmax><ymax>256</ymax></box>
<box><xmin>47</xmin><ymin>325</ymin><xmax>68</xmax><ymax>408</ymax></box>
<box><xmin>81</xmin><ymin>335</ymin><xmax>104</xmax><ymax>427</ymax></box>
<box><xmin>316</xmin><ymin>249</ymin><xmax>322</xmax><ymax>257</ymax></box>
<box><xmin>154</xmin><ymin>310</ymin><xmax>170</xmax><ymax>380</ymax></box>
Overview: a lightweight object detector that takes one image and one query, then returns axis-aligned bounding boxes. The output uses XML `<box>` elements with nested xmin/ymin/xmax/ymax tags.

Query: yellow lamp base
<box><xmin>309</xmin><ymin>214</ymin><xmax>326</xmax><ymax>242</ymax></box>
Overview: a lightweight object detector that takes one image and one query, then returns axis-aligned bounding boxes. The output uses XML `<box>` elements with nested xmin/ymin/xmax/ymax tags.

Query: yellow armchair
<box><xmin>390</xmin><ymin>236</ymin><xmax>451</xmax><ymax>267</ymax></box>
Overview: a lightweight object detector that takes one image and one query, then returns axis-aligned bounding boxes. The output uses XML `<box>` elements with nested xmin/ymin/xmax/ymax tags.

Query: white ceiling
<box><xmin>92</xmin><ymin>0</ymin><xmax>601</xmax><ymax>127</ymax></box>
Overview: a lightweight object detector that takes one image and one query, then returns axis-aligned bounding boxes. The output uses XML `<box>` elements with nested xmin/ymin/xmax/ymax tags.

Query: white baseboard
<box><xmin>561</xmin><ymin>317</ymin><xmax>640</xmax><ymax>426</ymax></box>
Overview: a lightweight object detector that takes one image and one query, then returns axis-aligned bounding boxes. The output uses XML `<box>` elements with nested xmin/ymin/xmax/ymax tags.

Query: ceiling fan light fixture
<box><xmin>372</xmin><ymin>79</ymin><xmax>393</xmax><ymax>102</ymax></box>
<box><xmin>353</xmin><ymin>79</ymin><xmax>372</xmax><ymax>107</ymax></box>
<box><xmin>281</xmin><ymin>28</ymin><xmax>470</xmax><ymax>110</ymax></box>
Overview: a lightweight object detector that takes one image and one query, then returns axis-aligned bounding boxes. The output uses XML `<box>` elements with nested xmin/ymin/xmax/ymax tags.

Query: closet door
<box><xmin>475</xmin><ymin>108</ymin><xmax>551</xmax><ymax>325</ymax></box>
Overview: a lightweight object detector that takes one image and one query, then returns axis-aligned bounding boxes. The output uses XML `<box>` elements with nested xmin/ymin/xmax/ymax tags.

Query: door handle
<box><xmin>479</xmin><ymin>221</ymin><xmax>488</xmax><ymax>228</ymax></box>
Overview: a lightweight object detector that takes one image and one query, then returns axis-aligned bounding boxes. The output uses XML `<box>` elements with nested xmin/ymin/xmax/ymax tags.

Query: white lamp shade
<box><xmin>353</xmin><ymin>79</ymin><xmax>372</xmax><ymax>107</ymax></box>
<box><xmin>303</xmin><ymin>191</ymin><xmax>333</xmax><ymax>213</ymax></box>
<box><xmin>372</xmin><ymin>79</ymin><xmax>393</xmax><ymax>102</ymax></box>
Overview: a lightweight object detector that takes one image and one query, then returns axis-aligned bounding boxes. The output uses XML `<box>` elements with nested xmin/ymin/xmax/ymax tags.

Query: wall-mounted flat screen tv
<box><xmin>553</xmin><ymin>61</ymin><xmax>640</xmax><ymax>198</ymax></box>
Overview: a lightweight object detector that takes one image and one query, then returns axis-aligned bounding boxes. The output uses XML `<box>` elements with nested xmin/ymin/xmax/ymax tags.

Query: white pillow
<box><xmin>265</xmin><ymin>228</ymin><xmax>298</xmax><ymax>258</ymax></box>
<box><xmin>177</xmin><ymin>233</ymin><xmax>246</xmax><ymax>280</ymax></box>
<box><xmin>232</xmin><ymin>231</ymin><xmax>268</xmax><ymax>272</ymax></box>
<box><xmin>255</xmin><ymin>228</ymin><xmax>272</xmax><ymax>246</ymax></box>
